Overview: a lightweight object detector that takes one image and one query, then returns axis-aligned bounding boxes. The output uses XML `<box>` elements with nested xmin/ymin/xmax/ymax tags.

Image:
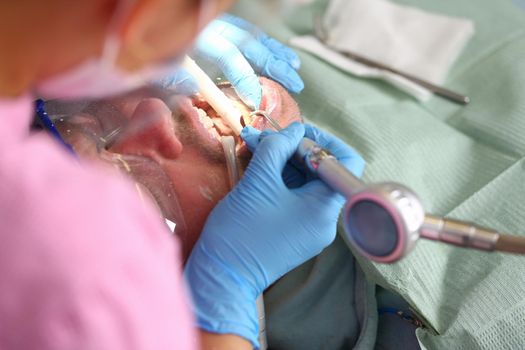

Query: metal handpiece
<box><xmin>254</xmin><ymin>110</ymin><xmax>525</xmax><ymax>261</ymax></box>
<box><xmin>296</xmin><ymin>137</ymin><xmax>525</xmax><ymax>258</ymax></box>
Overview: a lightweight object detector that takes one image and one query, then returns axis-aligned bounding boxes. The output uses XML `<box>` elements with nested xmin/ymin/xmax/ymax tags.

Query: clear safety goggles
<box><xmin>39</xmin><ymin>85</ymin><xmax>242</xmax><ymax>257</ymax></box>
<box><xmin>37</xmin><ymin>75</ymin><xmax>302</xmax><ymax>259</ymax></box>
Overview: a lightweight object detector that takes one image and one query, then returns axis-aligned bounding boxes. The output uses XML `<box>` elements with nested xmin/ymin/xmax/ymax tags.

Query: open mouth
<box><xmin>185</xmin><ymin>77</ymin><xmax>289</xmax><ymax>145</ymax></box>
<box><xmin>190</xmin><ymin>101</ymin><xmax>234</xmax><ymax>140</ymax></box>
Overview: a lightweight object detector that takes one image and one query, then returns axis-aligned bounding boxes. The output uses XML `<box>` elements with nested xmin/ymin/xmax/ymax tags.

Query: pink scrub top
<box><xmin>0</xmin><ymin>95</ymin><xmax>197</xmax><ymax>350</ymax></box>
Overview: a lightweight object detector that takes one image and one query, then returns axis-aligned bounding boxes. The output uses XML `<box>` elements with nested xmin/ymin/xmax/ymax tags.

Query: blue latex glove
<box><xmin>184</xmin><ymin>123</ymin><xmax>364</xmax><ymax>347</ymax></box>
<box><xmin>164</xmin><ymin>14</ymin><xmax>304</xmax><ymax>109</ymax></box>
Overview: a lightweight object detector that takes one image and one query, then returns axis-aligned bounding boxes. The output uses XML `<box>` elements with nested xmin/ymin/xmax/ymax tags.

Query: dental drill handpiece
<box><xmin>295</xmin><ymin>138</ymin><xmax>525</xmax><ymax>258</ymax></box>
<box><xmin>296</xmin><ymin>139</ymin><xmax>525</xmax><ymax>258</ymax></box>
<box><xmin>253</xmin><ymin>111</ymin><xmax>525</xmax><ymax>261</ymax></box>
<box><xmin>295</xmin><ymin>138</ymin><xmax>525</xmax><ymax>257</ymax></box>
<box><xmin>297</xmin><ymin>141</ymin><xmax>525</xmax><ymax>258</ymax></box>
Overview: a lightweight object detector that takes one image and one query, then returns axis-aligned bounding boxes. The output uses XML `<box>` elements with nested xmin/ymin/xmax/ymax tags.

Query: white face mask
<box><xmin>35</xmin><ymin>35</ymin><xmax>182</xmax><ymax>100</ymax></box>
<box><xmin>35</xmin><ymin>0</ymin><xmax>213</xmax><ymax>100</ymax></box>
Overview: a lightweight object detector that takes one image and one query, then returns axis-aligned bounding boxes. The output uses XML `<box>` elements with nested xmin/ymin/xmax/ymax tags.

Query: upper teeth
<box><xmin>195</xmin><ymin>107</ymin><xmax>212</xmax><ymax>126</ymax></box>
<box><xmin>194</xmin><ymin>106</ymin><xmax>220</xmax><ymax>138</ymax></box>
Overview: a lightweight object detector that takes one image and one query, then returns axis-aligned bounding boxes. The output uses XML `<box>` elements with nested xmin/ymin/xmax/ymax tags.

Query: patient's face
<box><xmin>55</xmin><ymin>78</ymin><xmax>301</xmax><ymax>260</ymax></box>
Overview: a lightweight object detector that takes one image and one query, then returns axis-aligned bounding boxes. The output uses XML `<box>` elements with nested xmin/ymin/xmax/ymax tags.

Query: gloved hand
<box><xmin>184</xmin><ymin>123</ymin><xmax>364</xmax><ymax>347</ymax></box>
<box><xmin>163</xmin><ymin>14</ymin><xmax>304</xmax><ymax>109</ymax></box>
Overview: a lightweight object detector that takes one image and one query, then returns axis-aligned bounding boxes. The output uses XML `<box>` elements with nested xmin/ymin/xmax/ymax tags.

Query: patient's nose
<box><xmin>110</xmin><ymin>98</ymin><xmax>183</xmax><ymax>161</ymax></box>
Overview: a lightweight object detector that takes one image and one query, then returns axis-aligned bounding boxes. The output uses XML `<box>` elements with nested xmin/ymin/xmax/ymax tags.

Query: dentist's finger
<box><xmin>218</xmin><ymin>15</ymin><xmax>301</xmax><ymax>69</ymax></box>
<box><xmin>196</xmin><ymin>30</ymin><xmax>262</xmax><ymax>109</ymax></box>
<box><xmin>207</xmin><ymin>20</ymin><xmax>304</xmax><ymax>93</ymax></box>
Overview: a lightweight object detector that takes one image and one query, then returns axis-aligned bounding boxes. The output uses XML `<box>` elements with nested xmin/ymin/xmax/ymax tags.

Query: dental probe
<box><xmin>181</xmin><ymin>56</ymin><xmax>243</xmax><ymax>135</ymax></box>
<box><xmin>254</xmin><ymin>110</ymin><xmax>525</xmax><ymax>262</ymax></box>
<box><xmin>249</xmin><ymin>110</ymin><xmax>282</xmax><ymax>131</ymax></box>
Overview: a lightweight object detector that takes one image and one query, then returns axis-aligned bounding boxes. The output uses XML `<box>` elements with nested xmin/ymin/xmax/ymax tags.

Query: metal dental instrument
<box><xmin>249</xmin><ymin>110</ymin><xmax>282</xmax><ymax>131</ymax></box>
<box><xmin>256</xmin><ymin>110</ymin><xmax>525</xmax><ymax>262</ymax></box>
<box><xmin>336</xmin><ymin>50</ymin><xmax>470</xmax><ymax>105</ymax></box>
<box><xmin>313</xmin><ymin>17</ymin><xmax>470</xmax><ymax>105</ymax></box>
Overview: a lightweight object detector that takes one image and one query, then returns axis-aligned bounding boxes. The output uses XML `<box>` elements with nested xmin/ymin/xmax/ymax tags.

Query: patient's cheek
<box><xmin>110</xmin><ymin>98</ymin><xmax>183</xmax><ymax>162</ymax></box>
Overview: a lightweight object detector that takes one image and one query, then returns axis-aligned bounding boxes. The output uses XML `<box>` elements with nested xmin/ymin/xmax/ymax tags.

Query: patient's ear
<box><xmin>110</xmin><ymin>98</ymin><xmax>182</xmax><ymax>161</ymax></box>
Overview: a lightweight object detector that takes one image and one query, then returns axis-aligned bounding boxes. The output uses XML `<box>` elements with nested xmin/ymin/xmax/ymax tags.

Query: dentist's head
<box><xmin>0</xmin><ymin>1</ymin><xmax>326</xmax><ymax>348</ymax></box>
<box><xmin>0</xmin><ymin>0</ymin><xmax>233</xmax><ymax>99</ymax></box>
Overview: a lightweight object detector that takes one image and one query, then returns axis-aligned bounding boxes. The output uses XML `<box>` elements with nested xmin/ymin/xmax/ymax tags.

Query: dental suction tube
<box><xmin>221</xmin><ymin>136</ymin><xmax>268</xmax><ymax>350</ymax></box>
<box><xmin>182</xmin><ymin>56</ymin><xmax>243</xmax><ymax>135</ymax></box>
